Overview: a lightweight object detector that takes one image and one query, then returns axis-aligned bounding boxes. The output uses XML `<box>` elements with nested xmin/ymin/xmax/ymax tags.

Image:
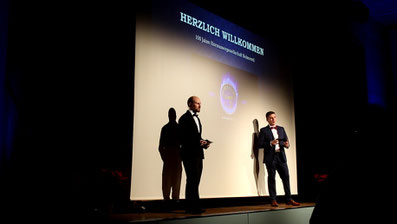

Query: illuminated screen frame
<box><xmin>131</xmin><ymin>0</ymin><xmax>297</xmax><ymax>200</ymax></box>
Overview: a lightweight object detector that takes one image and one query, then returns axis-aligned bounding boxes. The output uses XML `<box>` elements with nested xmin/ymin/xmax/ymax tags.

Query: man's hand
<box><xmin>271</xmin><ymin>139</ymin><xmax>279</xmax><ymax>146</ymax></box>
<box><xmin>200</xmin><ymin>140</ymin><xmax>211</xmax><ymax>149</ymax></box>
<box><xmin>283</xmin><ymin>140</ymin><xmax>290</xmax><ymax>148</ymax></box>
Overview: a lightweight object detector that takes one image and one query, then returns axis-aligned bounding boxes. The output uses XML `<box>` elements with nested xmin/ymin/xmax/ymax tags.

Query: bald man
<box><xmin>179</xmin><ymin>96</ymin><xmax>210</xmax><ymax>214</ymax></box>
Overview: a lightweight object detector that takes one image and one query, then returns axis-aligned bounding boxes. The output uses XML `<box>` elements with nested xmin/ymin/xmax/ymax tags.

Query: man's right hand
<box><xmin>271</xmin><ymin>139</ymin><xmax>279</xmax><ymax>146</ymax></box>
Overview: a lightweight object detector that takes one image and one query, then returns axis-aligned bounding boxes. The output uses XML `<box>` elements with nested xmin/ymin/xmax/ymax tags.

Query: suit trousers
<box><xmin>265</xmin><ymin>153</ymin><xmax>291</xmax><ymax>201</ymax></box>
<box><xmin>182</xmin><ymin>157</ymin><xmax>203</xmax><ymax>210</ymax></box>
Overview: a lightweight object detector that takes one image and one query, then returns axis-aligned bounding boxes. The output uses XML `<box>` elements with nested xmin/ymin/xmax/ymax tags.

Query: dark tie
<box><xmin>271</xmin><ymin>126</ymin><xmax>277</xmax><ymax>129</ymax></box>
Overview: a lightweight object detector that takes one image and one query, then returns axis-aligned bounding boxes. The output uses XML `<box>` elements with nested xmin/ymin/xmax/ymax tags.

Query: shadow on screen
<box><xmin>251</xmin><ymin>118</ymin><xmax>266</xmax><ymax>196</ymax></box>
<box><xmin>158</xmin><ymin>107</ymin><xmax>182</xmax><ymax>202</ymax></box>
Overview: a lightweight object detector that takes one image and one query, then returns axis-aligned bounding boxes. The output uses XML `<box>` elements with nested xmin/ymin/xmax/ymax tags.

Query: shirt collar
<box><xmin>189</xmin><ymin>110</ymin><xmax>197</xmax><ymax>116</ymax></box>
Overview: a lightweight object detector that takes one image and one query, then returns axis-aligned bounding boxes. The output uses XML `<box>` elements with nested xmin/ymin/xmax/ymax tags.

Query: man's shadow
<box><xmin>251</xmin><ymin>119</ymin><xmax>266</xmax><ymax>196</ymax></box>
<box><xmin>158</xmin><ymin>108</ymin><xmax>182</xmax><ymax>204</ymax></box>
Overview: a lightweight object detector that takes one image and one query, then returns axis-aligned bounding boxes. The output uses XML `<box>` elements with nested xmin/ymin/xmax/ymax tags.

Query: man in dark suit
<box><xmin>178</xmin><ymin>96</ymin><xmax>210</xmax><ymax>214</ymax></box>
<box><xmin>258</xmin><ymin>111</ymin><xmax>300</xmax><ymax>207</ymax></box>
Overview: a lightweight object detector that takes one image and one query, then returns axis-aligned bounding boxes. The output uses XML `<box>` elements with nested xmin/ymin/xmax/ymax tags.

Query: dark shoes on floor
<box><xmin>186</xmin><ymin>208</ymin><xmax>206</xmax><ymax>214</ymax></box>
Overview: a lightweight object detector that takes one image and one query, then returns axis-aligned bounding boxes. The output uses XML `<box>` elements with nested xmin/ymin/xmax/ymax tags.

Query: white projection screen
<box><xmin>131</xmin><ymin>0</ymin><xmax>297</xmax><ymax>200</ymax></box>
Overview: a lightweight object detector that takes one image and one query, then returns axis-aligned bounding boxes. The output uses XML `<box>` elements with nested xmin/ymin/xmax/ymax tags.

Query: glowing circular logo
<box><xmin>220</xmin><ymin>74</ymin><xmax>238</xmax><ymax>115</ymax></box>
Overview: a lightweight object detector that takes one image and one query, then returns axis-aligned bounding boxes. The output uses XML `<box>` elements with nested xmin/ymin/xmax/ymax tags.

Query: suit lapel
<box><xmin>266</xmin><ymin>126</ymin><xmax>274</xmax><ymax>140</ymax></box>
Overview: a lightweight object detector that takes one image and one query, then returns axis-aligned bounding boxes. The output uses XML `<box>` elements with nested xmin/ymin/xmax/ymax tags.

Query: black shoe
<box><xmin>191</xmin><ymin>208</ymin><xmax>206</xmax><ymax>214</ymax></box>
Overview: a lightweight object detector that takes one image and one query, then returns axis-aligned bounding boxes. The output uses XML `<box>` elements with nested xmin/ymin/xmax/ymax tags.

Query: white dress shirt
<box><xmin>270</xmin><ymin>125</ymin><xmax>280</xmax><ymax>152</ymax></box>
<box><xmin>189</xmin><ymin>110</ymin><xmax>201</xmax><ymax>133</ymax></box>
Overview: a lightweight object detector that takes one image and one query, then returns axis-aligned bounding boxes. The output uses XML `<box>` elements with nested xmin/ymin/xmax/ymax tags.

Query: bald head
<box><xmin>187</xmin><ymin>96</ymin><xmax>201</xmax><ymax>113</ymax></box>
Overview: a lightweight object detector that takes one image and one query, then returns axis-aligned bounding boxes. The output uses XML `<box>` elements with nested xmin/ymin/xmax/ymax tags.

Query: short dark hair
<box><xmin>266</xmin><ymin>111</ymin><xmax>276</xmax><ymax>119</ymax></box>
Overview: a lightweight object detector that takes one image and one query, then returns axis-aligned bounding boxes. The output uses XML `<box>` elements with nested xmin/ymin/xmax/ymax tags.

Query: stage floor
<box><xmin>110</xmin><ymin>202</ymin><xmax>315</xmax><ymax>223</ymax></box>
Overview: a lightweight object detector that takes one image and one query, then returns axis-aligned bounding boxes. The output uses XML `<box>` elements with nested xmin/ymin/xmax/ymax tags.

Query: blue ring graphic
<box><xmin>220</xmin><ymin>74</ymin><xmax>238</xmax><ymax>115</ymax></box>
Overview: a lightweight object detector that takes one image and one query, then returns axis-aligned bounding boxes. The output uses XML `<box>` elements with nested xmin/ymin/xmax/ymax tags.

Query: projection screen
<box><xmin>131</xmin><ymin>0</ymin><xmax>297</xmax><ymax>200</ymax></box>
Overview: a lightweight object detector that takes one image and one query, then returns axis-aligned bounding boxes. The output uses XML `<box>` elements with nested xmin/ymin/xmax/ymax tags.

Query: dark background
<box><xmin>1</xmin><ymin>0</ymin><xmax>396</xmax><ymax>221</ymax></box>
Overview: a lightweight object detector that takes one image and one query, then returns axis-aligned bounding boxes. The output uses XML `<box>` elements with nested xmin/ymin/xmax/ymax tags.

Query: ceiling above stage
<box><xmin>190</xmin><ymin>0</ymin><xmax>397</xmax><ymax>29</ymax></box>
<box><xmin>360</xmin><ymin>0</ymin><xmax>397</xmax><ymax>26</ymax></box>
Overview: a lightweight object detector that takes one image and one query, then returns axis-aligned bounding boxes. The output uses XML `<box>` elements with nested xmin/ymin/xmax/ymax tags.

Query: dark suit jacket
<box><xmin>178</xmin><ymin>110</ymin><xmax>204</xmax><ymax>160</ymax></box>
<box><xmin>258</xmin><ymin>125</ymin><xmax>289</xmax><ymax>164</ymax></box>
